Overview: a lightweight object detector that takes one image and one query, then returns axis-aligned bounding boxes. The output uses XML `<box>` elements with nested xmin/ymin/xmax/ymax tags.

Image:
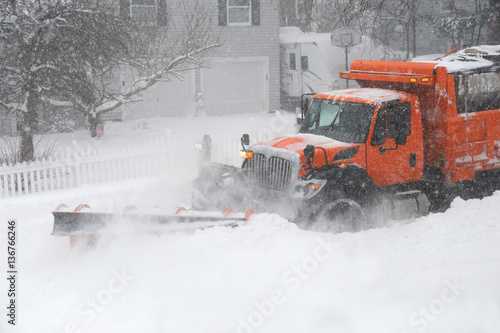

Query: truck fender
<box><xmin>315</xmin><ymin>164</ymin><xmax>378</xmax><ymax>206</ymax></box>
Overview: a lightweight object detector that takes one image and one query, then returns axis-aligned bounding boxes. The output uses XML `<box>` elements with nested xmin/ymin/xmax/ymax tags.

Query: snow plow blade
<box><xmin>51</xmin><ymin>212</ymin><xmax>246</xmax><ymax>236</ymax></box>
<box><xmin>52</xmin><ymin>204</ymin><xmax>254</xmax><ymax>239</ymax></box>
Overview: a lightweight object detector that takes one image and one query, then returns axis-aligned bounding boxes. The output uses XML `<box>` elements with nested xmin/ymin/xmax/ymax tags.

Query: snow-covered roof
<box><xmin>315</xmin><ymin>88</ymin><xmax>411</xmax><ymax>104</ymax></box>
<box><xmin>279</xmin><ymin>26</ymin><xmax>331</xmax><ymax>44</ymax></box>
<box><xmin>431</xmin><ymin>45</ymin><xmax>500</xmax><ymax>74</ymax></box>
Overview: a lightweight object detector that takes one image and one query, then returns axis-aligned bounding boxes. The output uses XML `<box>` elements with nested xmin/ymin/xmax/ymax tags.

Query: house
<box><xmin>0</xmin><ymin>0</ymin><xmax>280</xmax><ymax>136</ymax></box>
<box><xmin>115</xmin><ymin>0</ymin><xmax>280</xmax><ymax>120</ymax></box>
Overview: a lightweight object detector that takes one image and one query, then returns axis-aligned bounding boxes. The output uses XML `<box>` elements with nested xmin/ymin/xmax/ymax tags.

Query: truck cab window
<box><xmin>386</xmin><ymin>102</ymin><xmax>411</xmax><ymax>145</ymax></box>
<box><xmin>371</xmin><ymin>107</ymin><xmax>386</xmax><ymax>146</ymax></box>
<box><xmin>300</xmin><ymin>99</ymin><xmax>375</xmax><ymax>143</ymax></box>
<box><xmin>455</xmin><ymin>73</ymin><xmax>500</xmax><ymax>114</ymax></box>
<box><xmin>289</xmin><ymin>53</ymin><xmax>296</xmax><ymax>70</ymax></box>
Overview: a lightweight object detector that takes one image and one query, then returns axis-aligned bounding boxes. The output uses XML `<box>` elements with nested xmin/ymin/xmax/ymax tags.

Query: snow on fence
<box><xmin>0</xmin><ymin>138</ymin><xmax>169</xmax><ymax>198</ymax></box>
<box><xmin>0</xmin><ymin>113</ymin><xmax>296</xmax><ymax>198</ymax></box>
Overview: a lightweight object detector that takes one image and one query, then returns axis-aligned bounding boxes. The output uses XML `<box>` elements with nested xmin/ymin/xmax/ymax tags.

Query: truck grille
<box><xmin>243</xmin><ymin>153</ymin><xmax>293</xmax><ymax>191</ymax></box>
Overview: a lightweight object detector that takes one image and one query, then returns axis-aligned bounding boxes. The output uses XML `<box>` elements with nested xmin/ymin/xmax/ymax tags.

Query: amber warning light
<box><xmin>240</xmin><ymin>150</ymin><xmax>254</xmax><ymax>159</ymax></box>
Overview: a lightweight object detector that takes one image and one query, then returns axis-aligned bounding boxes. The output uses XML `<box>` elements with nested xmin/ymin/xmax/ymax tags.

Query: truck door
<box><xmin>366</xmin><ymin>101</ymin><xmax>423</xmax><ymax>186</ymax></box>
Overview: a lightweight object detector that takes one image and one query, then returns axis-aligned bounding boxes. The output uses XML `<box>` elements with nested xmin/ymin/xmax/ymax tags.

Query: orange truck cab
<box><xmin>197</xmin><ymin>46</ymin><xmax>500</xmax><ymax>230</ymax></box>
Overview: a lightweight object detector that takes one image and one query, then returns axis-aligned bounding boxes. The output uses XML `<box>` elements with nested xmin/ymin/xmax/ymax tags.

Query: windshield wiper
<box><xmin>324</xmin><ymin>109</ymin><xmax>342</xmax><ymax>138</ymax></box>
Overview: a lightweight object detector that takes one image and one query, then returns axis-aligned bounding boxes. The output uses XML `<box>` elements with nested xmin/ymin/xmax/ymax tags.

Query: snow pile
<box><xmin>1</xmin><ymin>179</ymin><xmax>500</xmax><ymax>333</ymax></box>
<box><xmin>1</xmin><ymin>113</ymin><xmax>500</xmax><ymax>333</ymax></box>
<box><xmin>436</xmin><ymin>45</ymin><xmax>500</xmax><ymax>73</ymax></box>
<box><xmin>29</xmin><ymin>111</ymin><xmax>295</xmax><ymax>161</ymax></box>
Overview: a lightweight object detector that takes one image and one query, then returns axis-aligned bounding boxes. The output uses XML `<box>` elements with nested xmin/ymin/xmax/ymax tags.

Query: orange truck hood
<box><xmin>254</xmin><ymin>133</ymin><xmax>358</xmax><ymax>170</ymax></box>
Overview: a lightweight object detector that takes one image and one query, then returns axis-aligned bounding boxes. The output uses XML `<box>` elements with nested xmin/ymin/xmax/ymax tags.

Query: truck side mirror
<box><xmin>241</xmin><ymin>134</ymin><xmax>250</xmax><ymax>147</ymax></box>
<box><xmin>304</xmin><ymin>144</ymin><xmax>315</xmax><ymax>164</ymax></box>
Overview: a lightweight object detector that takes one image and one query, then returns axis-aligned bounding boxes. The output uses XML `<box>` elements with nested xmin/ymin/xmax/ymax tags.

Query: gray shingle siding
<box><xmin>168</xmin><ymin>0</ymin><xmax>280</xmax><ymax>114</ymax></box>
<box><xmin>211</xmin><ymin>0</ymin><xmax>280</xmax><ymax>111</ymax></box>
<box><xmin>123</xmin><ymin>0</ymin><xmax>280</xmax><ymax>118</ymax></box>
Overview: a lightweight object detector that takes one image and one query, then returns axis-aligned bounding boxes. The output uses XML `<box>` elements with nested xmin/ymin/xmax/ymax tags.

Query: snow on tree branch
<box><xmin>96</xmin><ymin>42</ymin><xmax>220</xmax><ymax>114</ymax></box>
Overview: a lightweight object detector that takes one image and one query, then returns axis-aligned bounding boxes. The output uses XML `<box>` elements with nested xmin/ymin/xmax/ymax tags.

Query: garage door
<box><xmin>123</xmin><ymin>70</ymin><xmax>195</xmax><ymax>119</ymax></box>
<box><xmin>202</xmin><ymin>57</ymin><xmax>268</xmax><ymax>115</ymax></box>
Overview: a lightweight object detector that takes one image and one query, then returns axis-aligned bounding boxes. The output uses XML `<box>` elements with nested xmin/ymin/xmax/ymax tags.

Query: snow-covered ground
<box><xmin>33</xmin><ymin>111</ymin><xmax>295</xmax><ymax>154</ymax></box>
<box><xmin>1</xmin><ymin>113</ymin><xmax>500</xmax><ymax>333</ymax></box>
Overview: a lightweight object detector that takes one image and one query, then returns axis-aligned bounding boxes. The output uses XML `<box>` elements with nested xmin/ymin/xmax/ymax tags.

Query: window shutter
<box><xmin>157</xmin><ymin>0</ymin><xmax>167</xmax><ymax>26</ymax></box>
<box><xmin>119</xmin><ymin>0</ymin><xmax>130</xmax><ymax>20</ymax></box>
<box><xmin>218</xmin><ymin>0</ymin><xmax>227</xmax><ymax>26</ymax></box>
<box><xmin>251</xmin><ymin>0</ymin><xmax>260</xmax><ymax>26</ymax></box>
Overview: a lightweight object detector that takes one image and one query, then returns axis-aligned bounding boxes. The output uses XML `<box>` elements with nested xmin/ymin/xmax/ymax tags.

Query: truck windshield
<box><xmin>299</xmin><ymin>99</ymin><xmax>376</xmax><ymax>143</ymax></box>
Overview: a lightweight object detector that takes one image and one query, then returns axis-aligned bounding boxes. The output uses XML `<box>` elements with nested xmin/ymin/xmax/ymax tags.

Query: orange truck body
<box><xmin>208</xmin><ymin>46</ymin><xmax>500</xmax><ymax>223</ymax></box>
<box><xmin>342</xmin><ymin>58</ymin><xmax>500</xmax><ymax>184</ymax></box>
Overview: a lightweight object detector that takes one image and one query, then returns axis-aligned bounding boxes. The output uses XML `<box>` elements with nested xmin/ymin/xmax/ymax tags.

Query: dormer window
<box><xmin>227</xmin><ymin>0</ymin><xmax>251</xmax><ymax>25</ymax></box>
<box><xmin>218</xmin><ymin>0</ymin><xmax>260</xmax><ymax>26</ymax></box>
<box><xmin>120</xmin><ymin>0</ymin><xmax>167</xmax><ymax>26</ymax></box>
<box><xmin>130</xmin><ymin>0</ymin><xmax>156</xmax><ymax>24</ymax></box>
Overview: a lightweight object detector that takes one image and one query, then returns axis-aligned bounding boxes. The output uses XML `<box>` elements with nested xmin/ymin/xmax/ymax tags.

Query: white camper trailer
<box><xmin>280</xmin><ymin>26</ymin><xmax>385</xmax><ymax>111</ymax></box>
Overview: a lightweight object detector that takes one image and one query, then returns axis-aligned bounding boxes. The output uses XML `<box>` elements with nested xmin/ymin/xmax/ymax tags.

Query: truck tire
<box><xmin>314</xmin><ymin>197</ymin><xmax>368</xmax><ymax>233</ymax></box>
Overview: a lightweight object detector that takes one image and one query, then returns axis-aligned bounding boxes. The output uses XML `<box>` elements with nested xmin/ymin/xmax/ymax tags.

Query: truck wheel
<box><xmin>314</xmin><ymin>198</ymin><xmax>367</xmax><ymax>233</ymax></box>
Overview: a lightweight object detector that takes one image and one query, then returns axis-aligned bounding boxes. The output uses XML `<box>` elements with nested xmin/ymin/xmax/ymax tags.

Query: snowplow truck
<box><xmin>194</xmin><ymin>46</ymin><xmax>500</xmax><ymax>232</ymax></box>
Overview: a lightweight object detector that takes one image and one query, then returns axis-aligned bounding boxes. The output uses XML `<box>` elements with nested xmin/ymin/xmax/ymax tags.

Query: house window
<box><xmin>120</xmin><ymin>0</ymin><xmax>167</xmax><ymax>26</ymax></box>
<box><xmin>130</xmin><ymin>0</ymin><xmax>156</xmax><ymax>24</ymax></box>
<box><xmin>218</xmin><ymin>0</ymin><xmax>260</xmax><ymax>26</ymax></box>
<box><xmin>228</xmin><ymin>0</ymin><xmax>251</xmax><ymax>25</ymax></box>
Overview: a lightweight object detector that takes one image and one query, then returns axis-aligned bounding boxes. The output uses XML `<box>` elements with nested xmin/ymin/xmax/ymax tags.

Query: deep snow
<box><xmin>1</xmin><ymin>114</ymin><xmax>500</xmax><ymax>333</ymax></box>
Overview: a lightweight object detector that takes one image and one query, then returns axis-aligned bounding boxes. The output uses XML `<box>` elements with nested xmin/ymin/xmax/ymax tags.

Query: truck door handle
<box><xmin>409</xmin><ymin>153</ymin><xmax>416</xmax><ymax>167</ymax></box>
<box><xmin>379</xmin><ymin>145</ymin><xmax>397</xmax><ymax>154</ymax></box>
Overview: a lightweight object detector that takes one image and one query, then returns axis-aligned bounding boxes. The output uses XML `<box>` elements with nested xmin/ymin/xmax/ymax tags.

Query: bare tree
<box><xmin>296</xmin><ymin>0</ymin><xmax>314</xmax><ymax>31</ymax></box>
<box><xmin>311</xmin><ymin>0</ymin><xmax>416</xmax><ymax>57</ymax></box>
<box><xmin>0</xmin><ymin>0</ymin><xmax>126</xmax><ymax>162</ymax></box>
<box><xmin>378</xmin><ymin>0</ymin><xmax>420</xmax><ymax>59</ymax></box>
<box><xmin>87</xmin><ymin>0</ymin><xmax>221</xmax><ymax>135</ymax></box>
<box><xmin>312</xmin><ymin>0</ymin><xmax>383</xmax><ymax>34</ymax></box>
<box><xmin>430</xmin><ymin>0</ymin><xmax>490</xmax><ymax>48</ymax></box>
<box><xmin>489</xmin><ymin>0</ymin><xmax>500</xmax><ymax>43</ymax></box>
<box><xmin>0</xmin><ymin>0</ymin><xmax>220</xmax><ymax>162</ymax></box>
<box><xmin>309</xmin><ymin>0</ymin><xmax>491</xmax><ymax>59</ymax></box>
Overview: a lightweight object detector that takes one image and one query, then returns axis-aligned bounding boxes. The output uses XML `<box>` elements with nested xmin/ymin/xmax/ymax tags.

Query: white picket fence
<box><xmin>209</xmin><ymin>122</ymin><xmax>296</xmax><ymax>166</ymax></box>
<box><xmin>0</xmin><ymin>114</ymin><xmax>296</xmax><ymax>198</ymax></box>
<box><xmin>0</xmin><ymin>138</ymin><xmax>170</xmax><ymax>198</ymax></box>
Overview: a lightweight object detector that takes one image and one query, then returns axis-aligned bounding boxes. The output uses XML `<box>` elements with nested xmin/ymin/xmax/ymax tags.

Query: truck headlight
<box><xmin>292</xmin><ymin>179</ymin><xmax>327</xmax><ymax>200</ymax></box>
<box><xmin>240</xmin><ymin>150</ymin><xmax>254</xmax><ymax>159</ymax></box>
